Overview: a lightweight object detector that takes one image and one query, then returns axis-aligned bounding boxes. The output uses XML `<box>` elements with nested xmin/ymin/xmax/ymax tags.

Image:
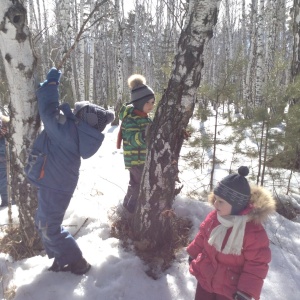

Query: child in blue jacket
<box><xmin>25</xmin><ymin>68</ymin><xmax>114</xmax><ymax>275</ymax></box>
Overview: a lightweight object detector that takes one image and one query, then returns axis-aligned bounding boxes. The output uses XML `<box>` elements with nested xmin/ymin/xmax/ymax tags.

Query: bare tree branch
<box><xmin>56</xmin><ymin>0</ymin><xmax>110</xmax><ymax>70</ymax></box>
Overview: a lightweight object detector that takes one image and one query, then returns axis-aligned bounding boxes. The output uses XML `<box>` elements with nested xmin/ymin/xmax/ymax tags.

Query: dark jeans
<box><xmin>123</xmin><ymin>165</ymin><xmax>144</xmax><ymax>213</ymax></box>
<box><xmin>35</xmin><ymin>187</ymin><xmax>82</xmax><ymax>266</ymax></box>
<box><xmin>195</xmin><ymin>283</ymin><xmax>230</xmax><ymax>300</ymax></box>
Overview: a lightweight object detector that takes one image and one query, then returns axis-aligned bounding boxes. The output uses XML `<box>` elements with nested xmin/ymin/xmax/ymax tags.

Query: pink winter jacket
<box><xmin>187</xmin><ymin>186</ymin><xmax>276</xmax><ymax>300</ymax></box>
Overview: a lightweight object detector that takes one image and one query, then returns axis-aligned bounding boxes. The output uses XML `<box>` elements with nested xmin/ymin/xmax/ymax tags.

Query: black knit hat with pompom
<box><xmin>126</xmin><ymin>74</ymin><xmax>155</xmax><ymax>111</ymax></box>
<box><xmin>214</xmin><ymin>166</ymin><xmax>251</xmax><ymax>215</ymax></box>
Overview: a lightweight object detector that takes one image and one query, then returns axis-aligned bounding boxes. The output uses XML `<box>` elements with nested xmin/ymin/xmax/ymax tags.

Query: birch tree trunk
<box><xmin>112</xmin><ymin>0</ymin><xmax>124</xmax><ymax>125</ymax></box>
<box><xmin>0</xmin><ymin>0</ymin><xmax>41</xmax><ymax>256</ymax></box>
<box><xmin>57</xmin><ymin>0</ymin><xmax>73</xmax><ymax>99</ymax></box>
<box><xmin>245</xmin><ymin>0</ymin><xmax>258</xmax><ymax>107</ymax></box>
<box><xmin>291</xmin><ymin>0</ymin><xmax>300</xmax><ymax>83</ymax></box>
<box><xmin>28</xmin><ymin>0</ymin><xmax>38</xmax><ymax>29</ymax></box>
<box><xmin>77</xmin><ymin>0</ymin><xmax>85</xmax><ymax>101</ymax></box>
<box><xmin>242</xmin><ymin>0</ymin><xmax>248</xmax><ymax>102</ymax></box>
<box><xmin>265</xmin><ymin>0</ymin><xmax>277</xmax><ymax>75</ymax></box>
<box><xmin>100</xmin><ymin>23</ymin><xmax>108</xmax><ymax>107</ymax></box>
<box><xmin>255</xmin><ymin>0</ymin><xmax>265</xmax><ymax>106</ymax></box>
<box><xmin>88</xmin><ymin>0</ymin><xmax>96</xmax><ymax>102</ymax></box>
<box><xmin>287</xmin><ymin>0</ymin><xmax>300</xmax><ymax>169</ymax></box>
<box><xmin>133</xmin><ymin>0</ymin><xmax>221</xmax><ymax>253</ymax></box>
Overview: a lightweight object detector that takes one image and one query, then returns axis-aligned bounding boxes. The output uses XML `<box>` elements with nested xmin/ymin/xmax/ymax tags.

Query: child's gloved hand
<box><xmin>47</xmin><ymin>67</ymin><xmax>62</xmax><ymax>83</ymax></box>
<box><xmin>40</xmin><ymin>67</ymin><xmax>62</xmax><ymax>87</ymax></box>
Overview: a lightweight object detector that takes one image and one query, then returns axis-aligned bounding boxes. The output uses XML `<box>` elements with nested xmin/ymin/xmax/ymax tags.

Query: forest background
<box><xmin>0</xmin><ymin>0</ymin><xmax>300</xmax><ymax>289</ymax></box>
<box><xmin>1</xmin><ymin>0</ymin><xmax>299</xmax><ymax>185</ymax></box>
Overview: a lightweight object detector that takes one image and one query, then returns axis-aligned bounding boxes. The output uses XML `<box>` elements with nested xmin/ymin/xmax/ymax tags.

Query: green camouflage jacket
<box><xmin>119</xmin><ymin>105</ymin><xmax>152</xmax><ymax>169</ymax></box>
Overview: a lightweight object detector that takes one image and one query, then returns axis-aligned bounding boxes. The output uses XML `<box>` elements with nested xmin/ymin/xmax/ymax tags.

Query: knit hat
<box><xmin>73</xmin><ymin>101</ymin><xmax>115</xmax><ymax>132</ymax></box>
<box><xmin>126</xmin><ymin>74</ymin><xmax>155</xmax><ymax>111</ymax></box>
<box><xmin>214</xmin><ymin>166</ymin><xmax>251</xmax><ymax>215</ymax></box>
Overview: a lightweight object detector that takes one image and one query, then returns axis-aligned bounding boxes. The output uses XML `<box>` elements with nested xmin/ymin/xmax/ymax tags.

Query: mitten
<box><xmin>40</xmin><ymin>67</ymin><xmax>62</xmax><ymax>87</ymax></box>
<box><xmin>233</xmin><ymin>291</ymin><xmax>253</xmax><ymax>300</ymax></box>
<box><xmin>46</xmin><ymin>67</ymin><xmax>62</xmax><ymax>84</ymax></box>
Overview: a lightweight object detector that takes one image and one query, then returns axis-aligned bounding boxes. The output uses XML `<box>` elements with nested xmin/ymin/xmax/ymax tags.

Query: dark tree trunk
<box><xmin>132</xmin><ymin>0</ymin><xmax>221</xmax><ymax>250</ymax></box>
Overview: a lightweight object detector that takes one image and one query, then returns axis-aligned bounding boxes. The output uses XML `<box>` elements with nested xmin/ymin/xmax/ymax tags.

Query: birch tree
<box><xmin>264</xmin><ymin>0</ymin><xmax>277</xmax><ymax>75</ymax></box>
<box><xmin>88</xmin><ymin>0</ymin><xmax>96</xmax><ymax>102</ymax></box>
<box><xmin>242</xmin><ymin>0</ymin><xmax>248</xmax><ymax>102</ymax></box>
<box><xmin>291</xmin><ymin>0</ymin><xmax>300</xmax><ymax>82</ymax></box>
<box><xmin>0</xmin><ymin>0</ymin><xmax>41</xmax><ymax>256</ymax></box>
<box><xmin>132</xmin><ymin>0</ymin><xmax>221</xmax><ymax>263</ymax></box>
<box><xmin>100</xmin><ymin>22</ymin><xmax>108</xmax><ymax>107</ymax></box>
<box><xmin>77</xmin><ymin>0</ymin><xmax>85</xmax><ymax>101</ymax></box>
<box><xmin>112</xmin><ymin>0</ymin><xmax>124</xmax><ymax>125</ymax></box>
<box><xmin>285</xmin><ymin>0</ymin><xmax>300</xmax><ymax>169</ymax></box>
<box><xmin>57</xmin><ymin>0</ymin><xmax>74</xmax><ymax>99</ymax></box>
<box><xmin>245</xmin><ymin>0</ymin><xmax>258</xmax><ymax>107</ymax></box>
<box><xmin>255</xmin><ymin>0</ymin><xmax>265</xmax><ymax>106</ymax></box>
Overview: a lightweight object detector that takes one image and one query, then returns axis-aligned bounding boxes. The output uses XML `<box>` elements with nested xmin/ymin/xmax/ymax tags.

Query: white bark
<box><xmin>255</xmin><ymin>0</ymin><xmax>265</xmax><ymax>106</ymax></box>
<box><xmin>56</xmin><ymin>0</ymin><xmax>75</xmax><ymax>103</ymax></box>
<box><xmin>89</xmin><ymin>0</ymin><xmax>96</xmax><ymax>102</ymax></box>
<box><xmin>77</xmin><ymin>0</ymin><xmax>85</xmax><ymax>101</ymax></box>
<box><xmin>134</xmin><ymin>0</ymin><xmax>222</xmax><ymax>252</ymax></box>
<box><xmin>114</xmin><ymin>0</ymin><xmax>124</xmax><ymax>121</ymax></box>
<box><xmin>224</xmin><ymin>0</ymin><xmax>233</xmax><ymax>60</ymax></box>
<box><xmin>28</xmin><ymin>0</ymin><xmax>37</xmax><ymax>29</ymax></box>
<box><xmin>133</xmin><ymin>0</ymin><xmax>139</xmax><ymax>69</ymax></box>
<box><xmin>265</xmin><ymin>0</ymin><xmax>277</xmax><ymax>75</ymax></box>
<box><xmin>291</xmin><ymin>0</ymin><xmax>300</xmax><ymax>79</ymax></box>
<box><xmin>0</xmin><ymin>2</ymin><xmax>37</xmax><ymax>167</ymax></box>
<box><xmin>101</xmin><ymin>24</ymin><xmax>108</xmax><ymax>107</ymax></box>
<box><xmin>0</xmin><ymin>0</ymin><xmax>40</xmax><ymax>248</ymax></box>
<box><xmin>246</xmin><ymin>0</ymin><xmax>258</xmax><ymax>105</ymax></box>
<box><xmin>242</xmin><ymin>0</ymin><xmax>248</xmax><ymax>102</ymax></box>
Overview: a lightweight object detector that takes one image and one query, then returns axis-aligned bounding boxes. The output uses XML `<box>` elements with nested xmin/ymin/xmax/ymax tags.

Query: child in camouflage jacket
<box><xmin>117</xmin><ymin>74</ymin><xmax>155</xmax><ymax>213</ymax></box>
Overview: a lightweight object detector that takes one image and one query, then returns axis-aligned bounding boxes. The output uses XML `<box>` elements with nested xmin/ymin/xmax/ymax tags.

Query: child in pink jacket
<box><xmin>187</xmin><ymin>166</ymin><xmax>276</xmax><ymax>300</ymax></box>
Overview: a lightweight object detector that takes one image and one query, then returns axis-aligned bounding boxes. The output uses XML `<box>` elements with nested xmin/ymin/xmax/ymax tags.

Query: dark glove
<box><xmin>141</xmin><ymin>124</ymin><xmax>150</xmax><ymax>142</ymax></box>
<box><xmin>141</xmin><ymin>130</ymin><xmax>146</xmax><ymax>141</ymax></box>
<box><xmin>40</xmin><ymin>67</ymin><xmax>62</xmax><ymax>87</ymax></box>
<box><xmin>233</xmin><ymin>291</ymin><xmax>253</xmax><ymax>300</ymax></box>
<box><xmin>188</xmin><ymin>256</ymin><xmax>193</xmax><ymax>264</ymax></box>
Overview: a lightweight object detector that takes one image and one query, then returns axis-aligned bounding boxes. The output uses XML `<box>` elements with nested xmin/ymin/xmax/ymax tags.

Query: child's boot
<box><xmin>70</xmin><ymin>257</ymin><xmax>91</xmax><ymax>275</ymax></box>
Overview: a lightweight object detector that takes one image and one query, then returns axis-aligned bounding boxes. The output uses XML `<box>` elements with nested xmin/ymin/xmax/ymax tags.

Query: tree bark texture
<box><xmin>292</xmin><ymin>0</ymin><xmax>300</xmax><ymax>79</ymax></box>
<box><xmin>133</xmin><ymin>0</ymin><xmax>221</xmax><ymax>250</ymax></box>
<box><xmin>0</xmin><ymin>0</ymin><xmax>40</xmax><ymax>254</ymax></box>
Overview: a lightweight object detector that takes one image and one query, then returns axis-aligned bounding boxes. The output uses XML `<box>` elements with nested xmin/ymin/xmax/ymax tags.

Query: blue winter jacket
<box><xmin>25</xmin><ymin>84</ymin><xmax>104</xmax><ymax>193</ymax></box>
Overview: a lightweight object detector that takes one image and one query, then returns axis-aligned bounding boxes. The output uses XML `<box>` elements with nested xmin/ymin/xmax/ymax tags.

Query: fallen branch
<box><xmin>73</xmin><ymin>218</ymin><xmax>89</xmax><ymax>237</ymax></box>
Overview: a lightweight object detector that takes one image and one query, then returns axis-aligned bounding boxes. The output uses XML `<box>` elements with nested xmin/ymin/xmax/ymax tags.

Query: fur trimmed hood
<box><xmin>208</xmin><ymin>185</ymin><xmax>276</xmax><ymax>224</ymax></box>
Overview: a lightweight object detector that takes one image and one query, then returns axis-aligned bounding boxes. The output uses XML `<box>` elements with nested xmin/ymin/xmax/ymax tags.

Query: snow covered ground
<box><xmin>0</xmin><ymin>114</ymin><xmax>300</xmax><ymax>300</ymax></box>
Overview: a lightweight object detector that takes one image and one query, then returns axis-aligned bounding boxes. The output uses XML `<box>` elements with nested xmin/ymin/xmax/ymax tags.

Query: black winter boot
<box><xmin>48</xmin><ymin>259</ymin><xmax>71</xmax><ymax>272</ymax></box>
<box><xmin>70</xmin><ymin>257</ymin><xmax>91</xmax><ymax>275</ymax></box>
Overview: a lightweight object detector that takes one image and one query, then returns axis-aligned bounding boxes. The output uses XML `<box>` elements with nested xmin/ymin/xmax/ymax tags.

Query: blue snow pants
<box><xmin>35</xmin><ymin>187</ymin><xmax>82</xmax><ymax>266</ymax></box>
